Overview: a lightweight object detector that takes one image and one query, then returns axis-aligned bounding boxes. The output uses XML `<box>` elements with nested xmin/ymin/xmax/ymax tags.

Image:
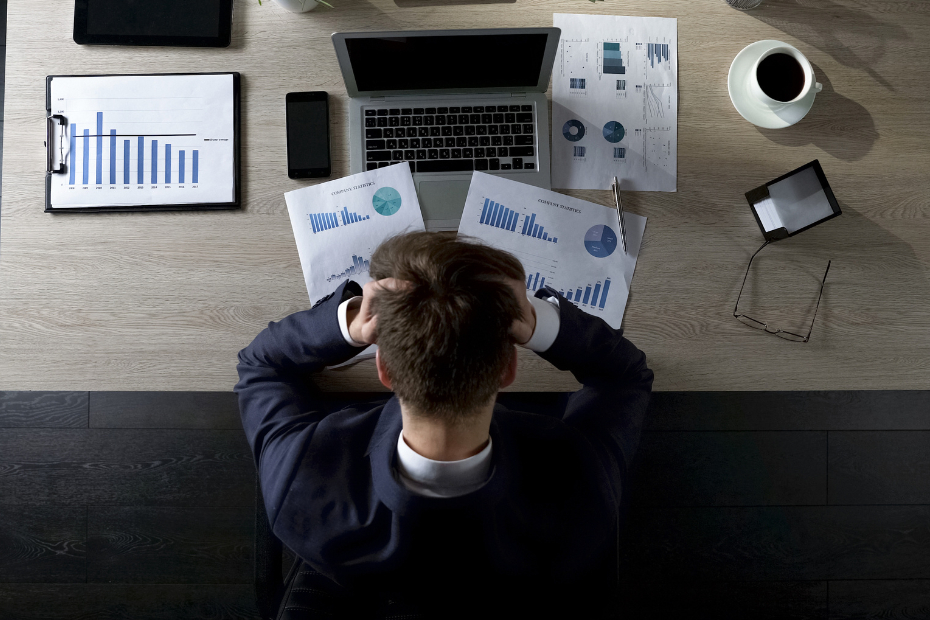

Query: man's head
<box><xmin>369</xmin><ymin>231</ymin><xmax>526</xmax><ymax>422</ymax></box>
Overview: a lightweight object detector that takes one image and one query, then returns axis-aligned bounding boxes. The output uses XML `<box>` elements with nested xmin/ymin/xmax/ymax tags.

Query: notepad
<box><xmin>745</xmin><ymin>160</ymin><xmax>841</xmax><ymax>240</ymax></box>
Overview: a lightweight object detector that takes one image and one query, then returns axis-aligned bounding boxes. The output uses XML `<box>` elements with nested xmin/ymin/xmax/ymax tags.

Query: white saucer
<box><xmin>728</xmin><ymin>40</ymin><xmax>817</xmax><ymax>129</ymax></box>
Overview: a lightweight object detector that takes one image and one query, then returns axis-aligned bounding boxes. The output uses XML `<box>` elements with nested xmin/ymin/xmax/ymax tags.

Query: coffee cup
<box><xmin>749</xmin><ymin>43</ymin><xmax>822</xmax><ymax>109</ymax></box>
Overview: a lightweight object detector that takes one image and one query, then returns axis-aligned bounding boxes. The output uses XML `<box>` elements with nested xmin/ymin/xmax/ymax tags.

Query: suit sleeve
<box><xmin>234</xmin><ymin>280</ymin><xmax>364</xmax><ymax>526</ymax></box>
<box><xmin>534</xmin><ymin>288</ymin><xmax>654</xmax><ymax>510</ymax></box>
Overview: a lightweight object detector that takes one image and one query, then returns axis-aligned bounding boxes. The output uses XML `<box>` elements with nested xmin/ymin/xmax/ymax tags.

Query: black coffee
<box><xmin>756</xmin><ymin>53</ymin><xmax>806</xmax><ymax>102</ymax></box>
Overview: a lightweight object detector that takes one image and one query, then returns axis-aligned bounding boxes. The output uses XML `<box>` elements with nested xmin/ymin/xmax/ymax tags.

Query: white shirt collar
<box><xmin>395</xmin><ymin>430</ymin><xmax>493</xmax><ymax>497</ymax></box>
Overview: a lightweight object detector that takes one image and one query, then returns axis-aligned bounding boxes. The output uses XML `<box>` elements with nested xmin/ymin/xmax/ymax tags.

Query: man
<box><xmin>236</xmin><ymin>231</ymin><xmax>653</xmax><ymax>617</ymax></box>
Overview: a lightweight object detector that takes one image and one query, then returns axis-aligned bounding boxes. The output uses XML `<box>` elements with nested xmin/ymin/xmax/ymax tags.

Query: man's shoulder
<box><xmin>493</xmin><ymin>409</ymin><xmax>596</xmax><ymax>477</ymax></box>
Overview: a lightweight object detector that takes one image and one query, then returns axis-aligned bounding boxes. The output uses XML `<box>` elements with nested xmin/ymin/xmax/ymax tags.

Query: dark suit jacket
<box><xmin>235</xmin><ymin>280</ymin><xmax>653</xmax><ymax>614</ymax></box>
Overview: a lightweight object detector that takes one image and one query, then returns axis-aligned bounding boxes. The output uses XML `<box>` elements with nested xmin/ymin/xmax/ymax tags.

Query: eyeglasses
<box><xmin>733</xmin><ymin>240</ymin><xmax>831</xmax><ymax>343</ymax></box>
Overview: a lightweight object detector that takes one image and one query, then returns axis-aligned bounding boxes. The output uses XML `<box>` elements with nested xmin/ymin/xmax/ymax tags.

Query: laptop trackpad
<box><xmin>418</xmin><ymin>180</ymin><xmax>470</xmax><ymax>222</ymax></box>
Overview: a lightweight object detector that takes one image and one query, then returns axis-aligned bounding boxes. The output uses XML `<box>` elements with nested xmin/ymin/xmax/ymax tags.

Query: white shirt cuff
<box><xmin>337</xmin><ymin>297</ymin><xmax>367</xmax><ymax>348</ymax></box>
<box><xmin>522</xmin><ymin>295</ymin><xmax>561</xmax><ymax>353</ymax></box>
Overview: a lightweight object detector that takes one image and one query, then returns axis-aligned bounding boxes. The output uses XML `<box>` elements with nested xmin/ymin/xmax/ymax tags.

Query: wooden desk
<box><xmin>1</xmin><ymin>0</ymin><xmax>928</xmax><ymax>392</ymax></box>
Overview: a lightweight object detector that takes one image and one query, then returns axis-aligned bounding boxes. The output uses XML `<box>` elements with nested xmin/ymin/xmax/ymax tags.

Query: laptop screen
<box><xmin>344</xmin><ymin>34</ymin><xmax>549</xmax><ymax>92</ymax></box>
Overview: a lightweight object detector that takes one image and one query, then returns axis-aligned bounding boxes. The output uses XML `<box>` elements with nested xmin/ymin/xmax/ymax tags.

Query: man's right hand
<box><xmin>346</xmin><ymin>278</ymin><xmax>401</xmax><ymax>346</ymax></box>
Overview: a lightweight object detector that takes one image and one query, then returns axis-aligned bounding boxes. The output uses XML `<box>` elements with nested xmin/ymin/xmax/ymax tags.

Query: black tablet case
<box><xmin>745</xmin><ymin>159</ymin><xmax>842</xmax><ymax>241</ymax></box>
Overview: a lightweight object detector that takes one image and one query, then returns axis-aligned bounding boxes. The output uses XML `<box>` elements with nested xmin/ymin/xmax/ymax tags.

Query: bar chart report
<box><xmin>560</xmin><ymin>278</ymin><xmax>611</xmax><ymax>310</ymax></box>
<box><xmin>326</xmin><ymin>255</ymin><xmax>371</xmax><ymax>283</ymax></box>
<box><xmin>48</xmin><ymin>74</ymin><xmax>236</xmax><ymax>208</ymax></box>
<box><xmin>309</xmin><ymin>207</ymin><xmax>371</xmax><ymax>234</ymax></box>
<box><xmin>478</xmin><ymin>198</ymin><xmax>558</xmax><ymax>244</ymax></box>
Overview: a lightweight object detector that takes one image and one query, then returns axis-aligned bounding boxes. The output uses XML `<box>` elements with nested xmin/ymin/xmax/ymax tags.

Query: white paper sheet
<box><xmin>48</xmin><ymin>74</ymin><xmax>236</xmax><ymax>207</ymax></box>
<box><xmin>284</xmin><ymin>163</ymin><xmax>426</xmax><ymax>307</ymax></box>
<box><xmin>551</xmin><ymin>14</ymin><xmax>678</xmax><ymax>192</ymax></box>
<box><xmin>457</xmin><ymin>172</ymin><xmax>646</xmax><ymax>329</ymax></box>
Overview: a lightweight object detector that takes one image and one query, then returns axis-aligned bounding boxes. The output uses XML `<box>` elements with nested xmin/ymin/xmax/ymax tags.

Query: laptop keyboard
<box><xmin>363</xmin><ymin>104</ymin><xmax>537</xmax><ymax>173</ymax></box>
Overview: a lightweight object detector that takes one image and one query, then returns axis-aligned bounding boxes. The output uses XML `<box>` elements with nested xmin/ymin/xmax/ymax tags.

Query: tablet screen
<box><xmin>74</xmin><ymin>0</ymin><xmax>232</xmax><ymax>47</ymax></box>
<box><xmin>753</xmin><ymin>165</ymin><xmax>836</xmax><ymax>234</ymax></box>
<box><xmin>87</xmin><ymin>0</ymin><xmax>221</xmax><ymax>37</ymax></box>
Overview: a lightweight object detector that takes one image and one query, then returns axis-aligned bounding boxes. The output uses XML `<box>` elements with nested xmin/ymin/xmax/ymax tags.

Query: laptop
<box><xmin>332</xmin><ymin>28</ymin><xmax>561</xmax><ymax>230</ymax></box>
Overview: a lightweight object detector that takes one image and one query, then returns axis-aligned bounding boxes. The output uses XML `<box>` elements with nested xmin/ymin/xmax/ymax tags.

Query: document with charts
<box><xmin>551</xmin><ymin>14</ymin><xmax>677</xmax><ymax>192</ymax></box>
<box><xmin>284</xmin><ymin>162</ymin><xmax>425</xmax><ymax>306</ymax></box>
<box><xmin>48</xmin><ymin>73</ymin><xmax>236</xmax><ymax>207</ymax></box>
<box><xmin>458</xmin><ymin>172</ymin><xmax>646</xmax><ymax>328</ymax></box>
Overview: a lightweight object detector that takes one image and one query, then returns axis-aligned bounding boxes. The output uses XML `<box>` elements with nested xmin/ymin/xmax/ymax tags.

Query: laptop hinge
<box><xmin>511</xmin><ymin>93</ymin><xmax>527</xmax><ymax>98</ymax></box>
<box><xmin>369</xmin><ymin>96</ymin><xmax>386</xmax><ymax>102</ymax></box>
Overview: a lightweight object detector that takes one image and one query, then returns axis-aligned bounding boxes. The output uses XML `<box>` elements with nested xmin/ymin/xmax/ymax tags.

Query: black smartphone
<box><xmin>286</xmin><ymin>92</ymin><xmax>331</xmax><ymax>179</ymax></box>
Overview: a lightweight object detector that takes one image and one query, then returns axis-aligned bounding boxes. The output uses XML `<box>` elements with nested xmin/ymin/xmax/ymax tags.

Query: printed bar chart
<box><xmin>479</xmin><ymin>198</ymin><xmax>519</xmax><ymax>232</ymax></box>
<box><xmin>560</xmin><ymin>278</ymin><xmax>611</xmax><ymax>309</ymax></box>
<box><xmin>478</xmin><ymin>199</ymin><xmax>560</xmax><ymax>244</ymax></box>
<box><xmin>309</xmin><ymin>207</ymin><xmax>371</xmax><ymax>234</ymax></box>
<box><xmin>326</xmin><ymin>254</ymin><xmax>372</xmax><ymax>283</ymax></box>
<box><xmin>526</xmin><ymin>271</ymin><xmax>547</xmax><ymax>291</ymax></box>
<box><xmin>647</xmin><ymin>43</ymin><xmax>670</xmax><ymax>67</ymax></box>
<box><xmin>603</xmin><ymin>43</ymin><xmax>626</xmax><ymax>74</ymax></box>
<box><xmin>67</xmin><ymin>111</ymin><xmax>201</xmax><ymax>186</ymax></box>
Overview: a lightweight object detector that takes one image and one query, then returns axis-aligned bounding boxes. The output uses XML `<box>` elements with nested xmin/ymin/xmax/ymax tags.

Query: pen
<box><xmin>611</xmin><ymin>176</ymin><xmax>628</xmax><ymax>253</ymax></box>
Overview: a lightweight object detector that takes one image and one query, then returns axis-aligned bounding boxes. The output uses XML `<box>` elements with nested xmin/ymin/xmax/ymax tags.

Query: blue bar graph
<box><xmin>477</xmin><ymin>198</ymin><xmax>520</xmax><ymax>233</ymax></box>
<box><xmin>559</xmin><ymin>278</ymin><xmax>612</xmax><ymax>309</ymax></box>
<box><xmin>109</xmin><ymin>130</ymin><xmax>116</xmax><ymax>185</ymax></box>
<box><xmin>525</xmin><ymin>272</ymin><xmax>549</xmax><ymax>292</ymax></box>
<box><xmin>96</xmin><ymin>113</ymin><xmax>103</xmax><ymax>185</ymax></box>
<box><xmin>64</xmin><ymin>112</ymin><xmax>204</xmax><ymax>188</ymax></box>
<box><xmin>151</xmin><ymin>140</ymin><xmax>158</xmax><ymax>184</ymax></box>
<box><xmin>82</xmin><ymin>130</ymin><xmax>89</xmax><ymax>185</ymax></box>
<box><xmin>309</xmin><ymin>208</ymin><xmax>370</xmax><ymax>234</ymax></box>
<box><xmin>179</xmin><ymin>151</ymin><xmax>185</xmax><ymax>184</ymax></box>
<box><xmin>326</xmin><ymin>254</ymin><xmax>373</xmax><ymax>283</ymax></box>
<box><xmin>69</xmin><ymin>124</ymin><xmax>76</xmax><ymax>185</ymax></box>
<box><xmin>137</xmin><ymin>137</ymin><xmax>144</xmax><ymax>185</ymax></box>
<box><xmin>123</xmin><ymin>140</ymin><xmax>130</xmax><ymax>185</ymax></box>
<box><xmin>648</xmin><ymin>43</ymin><xmax>670</xmax><ymax>67</ymax></box>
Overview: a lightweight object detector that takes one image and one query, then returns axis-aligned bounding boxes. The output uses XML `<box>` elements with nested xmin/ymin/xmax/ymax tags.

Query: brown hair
<box><xmin>369</xmin><ymin>231</ymin><xmax>525</xmax><ymax>422</ymax></box>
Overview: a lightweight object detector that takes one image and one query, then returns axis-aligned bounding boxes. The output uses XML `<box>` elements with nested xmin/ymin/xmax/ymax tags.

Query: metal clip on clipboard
<box><xmin>46</xmin><ymin>114</ymin><xmax>67</xmax><ymax>175</ymax></box>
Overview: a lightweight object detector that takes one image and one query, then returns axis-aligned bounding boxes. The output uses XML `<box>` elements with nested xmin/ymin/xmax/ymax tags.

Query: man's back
<box><xmin>236</xmin><ymin>284</ymin><xmax>652</xmax><ymax>611</ymax></box>
<box><xmin>235</xmin><ymin>233</ymin><xmax>653</xmax><ymax>614</ymax></box>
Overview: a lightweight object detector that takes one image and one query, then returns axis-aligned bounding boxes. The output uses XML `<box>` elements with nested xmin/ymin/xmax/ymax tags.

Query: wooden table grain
<box><xmin>1</xmin><ymin>0</ymin><xmax>928</xmax><ymax>392</ymax></box>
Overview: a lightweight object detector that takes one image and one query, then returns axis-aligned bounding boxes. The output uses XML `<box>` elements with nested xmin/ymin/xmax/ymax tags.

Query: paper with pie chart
<box><xmin>458</xmin><ymin>172</ymin><xmax>646</xmax><ymax>328</ymax></box>
<box><xmin>551</xmin><ymin>13</ymin><xmax>678</xmax><ymax>192</ymax></box>
<box><xmin>284</xmin><ymin>162</ymin><xmax>425</xmax><ymax>306</ymax></box>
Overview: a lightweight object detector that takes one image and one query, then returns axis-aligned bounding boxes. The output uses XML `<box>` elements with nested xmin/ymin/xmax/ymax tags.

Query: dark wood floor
<box><xmin>2</xmin><ymin>391</ymin><xmax>929</xmax><ymax>619</ymax></box>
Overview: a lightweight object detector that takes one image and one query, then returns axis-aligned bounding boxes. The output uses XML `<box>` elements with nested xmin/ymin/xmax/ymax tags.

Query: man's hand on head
<box><xmin>508</xmin><ymin>279</ymin><xmax>537</xmax><ymax>346</ymax></box>
<box><xmin>346</xmin><ymin>278</ymin><xmax>402</xmax><ymax>346</ymax></box>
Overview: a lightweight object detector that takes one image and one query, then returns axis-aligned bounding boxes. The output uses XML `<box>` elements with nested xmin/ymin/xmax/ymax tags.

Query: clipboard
<box><xmin>45</xmin><ymin>72</ymin><xmax>240</xmax><ymax>213</ymax></box>
<box><xmin>745</xmin><ymin>159</ymin><xmax>841</xmax><ymax>241</ymax></box>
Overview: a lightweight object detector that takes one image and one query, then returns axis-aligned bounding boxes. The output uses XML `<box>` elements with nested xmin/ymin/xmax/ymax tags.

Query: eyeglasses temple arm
<box><xmin>734</xmin><ymin>240</ymin><xmax>771</xmax><ymax>316</ymax></box>
<box><xmin>804</xmin><ymin>260</ymin><xmax>832</xmax><ymax>341</ymax></box>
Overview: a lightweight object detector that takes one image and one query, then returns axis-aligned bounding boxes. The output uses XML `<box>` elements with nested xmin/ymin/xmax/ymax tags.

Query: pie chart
<box><xmin>372</xmin><ymin>187</ymin><xmax>402</xmax><ymax>216</ymax></box>
<box><xmin>562</xmin><ymin>119</ymin><xmax>586</xmax><ymax>142</ymax></box>
<box><xmin>602</xmin><ymin>121</ymin><xmax>625</xmax><ymax>144</ymax></box>
<box><xmin>584</xmin><ymin>225</ymin><xmax>618</xmax><ymax>258</ymax></box>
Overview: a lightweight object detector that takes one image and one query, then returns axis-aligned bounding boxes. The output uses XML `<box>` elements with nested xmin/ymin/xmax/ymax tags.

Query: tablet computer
<box><xmin>73</xmin><ymin>0</ymin><xmax>234</xmax><ymax>48</ymax></box>
<box><xmin>745</xmin><ymin>160</ymin><xmax>841</xmax><ymax>241</ymax></box>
